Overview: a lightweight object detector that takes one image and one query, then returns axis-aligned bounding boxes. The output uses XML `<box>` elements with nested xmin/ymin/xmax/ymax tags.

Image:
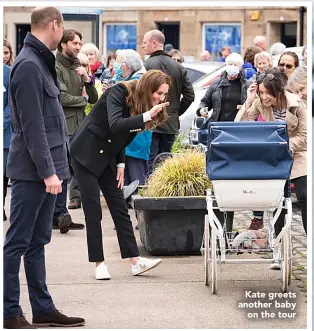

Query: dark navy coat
<box><xmin>6</xmin><ymin>33</ymin><xmax>71</xmax><ymax>181</ymax></box>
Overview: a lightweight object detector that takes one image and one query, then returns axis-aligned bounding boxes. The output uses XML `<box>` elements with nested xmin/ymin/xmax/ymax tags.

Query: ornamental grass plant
<box><xmin>142</xmin><ymin>150</ymin><xmax>212</xmax><ymax>197</ymax></box>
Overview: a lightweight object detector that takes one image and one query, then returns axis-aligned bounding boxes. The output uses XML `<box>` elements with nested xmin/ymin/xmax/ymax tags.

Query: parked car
<box><xmin>179</xmin><ymin>62</ymin><xmax>226</xmax><ymax>135</ymax></box>
<box><xmin>183</xmin><ymin>61</ymin><xmax>224</xmax><ymax>83</ymax></box>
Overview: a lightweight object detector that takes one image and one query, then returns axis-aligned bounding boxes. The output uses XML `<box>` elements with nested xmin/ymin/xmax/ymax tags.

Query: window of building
<box><xmin>202</xmin><ymin>23</ymin><xmax>241</xmax><ymax>60</ymax></box>
<box><xmin>104</xmin><ymin>23</ymin><xmax>137</xmax><ymax>56</ymax></box>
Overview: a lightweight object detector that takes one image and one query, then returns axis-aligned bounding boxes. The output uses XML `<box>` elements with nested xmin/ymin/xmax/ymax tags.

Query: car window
<box><xmin>185</xmin><ymin>68</ymin><xmax>206</xmax><ymax>83</ymax></box>
<box><xmin>193</xmin><ymin>65</ymin><xmax>226</xmax><ymax>88</ymax></box>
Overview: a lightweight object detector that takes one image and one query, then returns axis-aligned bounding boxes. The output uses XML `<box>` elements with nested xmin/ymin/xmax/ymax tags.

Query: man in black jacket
<box><xmin>142</xmin><ymin>30</ymin><xmax>195</xmax><ymax>173</ymax></box>
<box><xmin>4</xmin><ymin>7</ymin><xmax>85</xmax><ymax>328</ymax></box>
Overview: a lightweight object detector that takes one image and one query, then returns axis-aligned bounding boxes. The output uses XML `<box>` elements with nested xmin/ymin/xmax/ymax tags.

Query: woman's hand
<box><xmin>149</xmin><ymin>102</ymin><xmax>169</xmax><ymax>118</ymax></box>
<box><xmin>246</xmin><ymin>82</ymin><xmax>258</xmax><ymax>106</ymax></box>
<box><xmin>200</xmin><ymin>107</ymin><xmax>209</xmax><ymax>118</ymax></box>
<box><xmin>116</xmin><ymin>167</ymin><xmax>124</xmax><ymax>189</ymax></box>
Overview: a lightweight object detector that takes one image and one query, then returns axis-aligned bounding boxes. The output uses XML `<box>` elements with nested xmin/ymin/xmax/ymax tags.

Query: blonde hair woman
<box><xmin>287</xmin><ymin>66</ymin><xmax>307</xmax><ymax>104</ymax></box>
<box><xmin>80</xmin><ymin>42</ymin><xmax>105</xmax><ymax>78</ymax></box>
<box><xmin>254</xmin><ymin>51</ymin><xmax>273</xmax><ymax>73</ymax></box>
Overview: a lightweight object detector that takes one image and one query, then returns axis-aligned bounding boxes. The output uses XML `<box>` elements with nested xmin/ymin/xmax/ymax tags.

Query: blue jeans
<box><xmin>3</xmin><ymin>180</ymin><xmax>57</xmax><ymax>319</ymax></box>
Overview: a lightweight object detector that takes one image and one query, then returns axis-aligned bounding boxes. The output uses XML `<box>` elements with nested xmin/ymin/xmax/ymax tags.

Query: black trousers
<box><xmin>274</xmin><ymin>176</ymin><xmax>307</xmax><ymax>236</ymax></box>
<box><xmin>72</xmin><ymin>158</ymin><xmax>139</xmax><ymax>262</ymax></box>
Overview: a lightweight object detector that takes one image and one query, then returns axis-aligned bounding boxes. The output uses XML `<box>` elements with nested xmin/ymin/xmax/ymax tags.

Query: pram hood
<box><xmin>206</xmin><ymin>121</ymin><xmax>293</xmax><ymax>180</ymax></box>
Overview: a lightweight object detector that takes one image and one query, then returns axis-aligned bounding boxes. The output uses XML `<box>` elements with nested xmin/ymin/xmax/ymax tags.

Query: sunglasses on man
<box><xmin>278</xmin><ymin>62</ymin><xmax>294</xmax><ymax>70</ymax></box>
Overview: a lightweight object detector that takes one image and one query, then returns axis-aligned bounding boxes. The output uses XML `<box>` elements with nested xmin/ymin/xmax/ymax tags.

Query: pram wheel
<box><xmin>204</xmin><ymin>213</ymin><xmax>218</xmax><ymax>293</ymax></box>
<box><xmin>287</xmin><ymin>228</ymin><xmax>292</xmax><ymax>286</ymax></box>
<box><xmin>280</xmin><ymin>227</ymin><xmax>292</xmax><ymax>293</ymax></box>
<box><xmin>210</xmin><ymin>227</ymin><xmax>218</xmax><ymax>294</ymax></box>
<box><xmin>204</xmin><ymin>215</ymin><xmax>210</xmax><ymax>286</ymax></box>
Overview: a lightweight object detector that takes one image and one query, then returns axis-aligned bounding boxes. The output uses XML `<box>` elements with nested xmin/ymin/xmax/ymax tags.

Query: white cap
<box><xmin>117</xmin><ymin>49</ymin><xmax>143</xmax><ymax>72</ymax></box>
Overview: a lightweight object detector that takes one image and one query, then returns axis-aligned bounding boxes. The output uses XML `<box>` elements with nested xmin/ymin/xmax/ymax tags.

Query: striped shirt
<box><xmin>272</xmin><ymin>108</ymin><xmax>286</xmax><ymax>122</ymax></box>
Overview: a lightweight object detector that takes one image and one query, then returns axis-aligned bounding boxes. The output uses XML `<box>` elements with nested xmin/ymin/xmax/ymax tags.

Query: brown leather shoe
<box><xmin>68</xmin><ymin>200</ymin><xmax>81</xmax><ymax>209</ymax></box>
<box><xmin>248</xmin><ymin>218</ymin><xmax>264</xmax><ymax>230</ymax></box>
<box><xmin>4</xmin><ymin>314</ymin><xmax>37</xmax><ymax>329</ymax></box>
<box><xmin>32</xmin><ymin>310</ymin><xmax>85</xmax><ymax>327</ymax></box>
<box><xmin>58</xmin><ymin>213</ymin><xmax>72</xmax><ymax>234</ymax></box>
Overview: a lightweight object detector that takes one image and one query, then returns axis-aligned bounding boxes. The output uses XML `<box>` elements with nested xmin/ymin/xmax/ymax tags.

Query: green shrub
<box><xmin>142</xmin><ymin>150</ymin><xmax>212</xmax><ymax>197</ymax></box>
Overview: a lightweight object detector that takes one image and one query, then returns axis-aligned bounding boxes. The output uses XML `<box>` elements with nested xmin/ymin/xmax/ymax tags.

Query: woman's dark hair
<box><xmin>256</xmin><ymin>67</ymin><xmax>288</xmax><ymax>108</ymax></box>
<box><xmin>122</xmin><ymin>70</ymin><xmax>172</xmax><ymax>130</ymax></box>
<box><xmin>106</xmin><ymin>52</ymin><xmax>116</xmax><ymax>67</ymax></box>
<box><xmin>278</xmin><ymin>51</ymin><xmax>299</xmax><ymax>67</ymax></box>
<box><xmin>244</xmin><ymin>46</ymin><xmax>262</xmax><ymax>65</ymax></box>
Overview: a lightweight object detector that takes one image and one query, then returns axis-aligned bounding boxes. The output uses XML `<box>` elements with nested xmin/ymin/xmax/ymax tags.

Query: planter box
<box><xmin>131</xmin><ymin>194</ymin><xmax>207</xmax><ymax>256</ymax></box>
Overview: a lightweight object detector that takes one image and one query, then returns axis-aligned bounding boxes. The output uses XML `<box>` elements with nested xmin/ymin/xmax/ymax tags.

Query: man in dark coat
<box><xmin>3</xmin><ymin>7</ymin><xmax>85</xmax><ymax>329</ymax></box>
<box><xmin>142</xmin><ymin>30</ymin><xmax>195</xmax><ymax>173</ymax></box>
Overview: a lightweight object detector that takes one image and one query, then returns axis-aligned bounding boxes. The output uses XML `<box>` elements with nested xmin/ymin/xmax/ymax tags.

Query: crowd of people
<box><xmin>2</xmin><ymin>5</ymin><xmax>308</xmax><ymax>329</ymax></box>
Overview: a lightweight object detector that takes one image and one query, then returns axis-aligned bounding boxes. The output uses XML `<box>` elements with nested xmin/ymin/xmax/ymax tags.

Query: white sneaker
<box><xmin>95</xmin><ymin>262</ymin><xmax>111</xmax><ymax>280</ymax></box>
<box><xmin>132</xmin><ymin>257</ymin><xmax>162</xmax><ymax>276</ymax></box>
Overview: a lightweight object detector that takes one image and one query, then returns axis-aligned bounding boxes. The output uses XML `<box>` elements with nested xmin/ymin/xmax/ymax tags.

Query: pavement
<box><xmin>3</xmin><ymin>188</ymin><xmax>308</xmax><ymax>329</ymax></box>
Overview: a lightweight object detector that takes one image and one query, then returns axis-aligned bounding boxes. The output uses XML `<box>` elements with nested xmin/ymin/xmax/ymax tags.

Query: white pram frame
<box><xmin>201</xmin><ymin>180</ymin><xmax>293</xmax><ymax>294</ymax></box>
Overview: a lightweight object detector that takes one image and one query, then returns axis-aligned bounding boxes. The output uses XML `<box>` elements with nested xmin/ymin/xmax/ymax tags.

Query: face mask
<box><xmin>113</xmin><ymin>62</ymin><xmax>124</xmax><ymax>81</ymax></box>
<box><xmin>226</xmin><ymin>65</ymin><xmax>240</xmax><ymax>77</ymax></box>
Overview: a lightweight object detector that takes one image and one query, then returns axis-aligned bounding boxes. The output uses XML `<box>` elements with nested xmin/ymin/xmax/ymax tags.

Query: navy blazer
<box><xmin>6</xmin><ymin>33</ymin><xmax>71</xmax><ymax>181</ymax></box>
<box><xmin>70</xmin><ymin>83</ymin><xmax>145</xmax><ymax>177</ymax></box>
